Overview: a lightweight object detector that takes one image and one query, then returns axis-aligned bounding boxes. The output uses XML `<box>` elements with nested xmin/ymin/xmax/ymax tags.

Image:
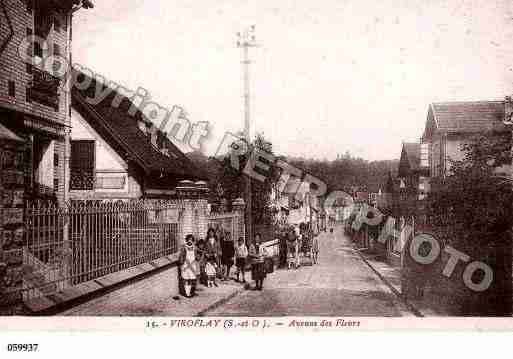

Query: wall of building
<box><xmin>0</xmin><ymin>1</ymin><xmax>72</xmax><ymax>206</ymax></box>
<box><xmin>69</xmin><ymin>108</ymin><xmax>143</xmax><ymax>200</ymax></box>
<box><xmin>430</xmin><ymin>137</ymin><xmax>441</xmax><ymax>177</ymax></box>
<box><xmin>0</xmin><ymin>0</ymin><xmax>71</xmax><ymax>125</ymax></box>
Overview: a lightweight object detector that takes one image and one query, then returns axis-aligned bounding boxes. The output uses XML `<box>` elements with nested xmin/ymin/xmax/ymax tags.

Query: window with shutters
<box><xmin>70</xmin><ymin>140</ymin><xmax>95</xmax><ymax>190</ymax></box>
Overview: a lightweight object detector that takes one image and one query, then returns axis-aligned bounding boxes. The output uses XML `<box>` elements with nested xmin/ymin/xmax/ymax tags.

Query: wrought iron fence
<box><xmin>23</xmin><ymin>200</ymin><xmax>182</xmax><ymax>301</ymax></box>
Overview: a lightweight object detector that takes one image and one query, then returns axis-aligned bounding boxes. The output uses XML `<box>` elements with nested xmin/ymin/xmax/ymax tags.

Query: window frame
<box><xmin>7</xmin><ymin>80</ymin><xmax>15</xmax><ymax>97</ymax></box>
<box><xmin>70</xmin><ymin>140</ymin><xmax>96</xmax><ymax>190</ymax></box>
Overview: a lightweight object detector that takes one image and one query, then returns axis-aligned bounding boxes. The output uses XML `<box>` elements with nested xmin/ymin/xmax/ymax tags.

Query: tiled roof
<box><xmin>71</xmin><ymin>70</ymin><xmax>206</xmax><ymax>181</ymax></box>
<box><xmin>430</xmin><ymin>101</ymin><xmax>507</xmax><ymax>133</ymax></box>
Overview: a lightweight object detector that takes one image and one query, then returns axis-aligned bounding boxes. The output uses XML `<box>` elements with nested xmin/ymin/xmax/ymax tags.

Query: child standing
<box><xmin>205</xmin><ymin>256</ymin><xmax>218</xmax><ymax>287</ymax></box>
<box><xmin>178</xmin><ymin>234</ymin><xmax>198</xmax><ymax>298</ymax></box>
<box><xmin>234</xmin><ymin>237</ymin><xmax>248</xmax><ymax>283</ymax></box>
<box><xmin>249</xmin><ymin>234</ymin><xmax>267</xmax><ymax>291</ymax></box>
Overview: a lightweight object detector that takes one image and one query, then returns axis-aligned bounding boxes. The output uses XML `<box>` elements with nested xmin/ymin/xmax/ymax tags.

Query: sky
<box><xmin>72</xmin><ymin>0</ymin><xmax>513</xmax><ymax>161</ymax></box>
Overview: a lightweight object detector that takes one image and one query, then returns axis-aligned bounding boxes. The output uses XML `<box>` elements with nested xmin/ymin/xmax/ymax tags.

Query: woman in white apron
<box><xmin>179</xmin><ymin>234</ymin><xmax>199</xmax><ymax>298</ymax></box>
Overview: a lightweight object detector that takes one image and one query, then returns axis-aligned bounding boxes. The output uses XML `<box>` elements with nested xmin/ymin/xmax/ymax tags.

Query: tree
<box><xmin>216</xmin><ymin>133</ymin><xmax>280</xmax><ymax>225</ymax></box>
<box><xmin>427</xmin><ymin>133</ymin><xmax>512</xmax><ymax>246</ymax></box>
<box><xmin>426</xmin><ymin>132</ymin><xmax>512</xmax><ymax>316</ymax></box>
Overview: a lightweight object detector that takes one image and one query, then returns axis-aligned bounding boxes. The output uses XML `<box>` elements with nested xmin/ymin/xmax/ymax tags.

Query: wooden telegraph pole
<box><xmin>237</xmin><ymin>26</ymin><xmax>257</xmax><ymax>243</ymax></box>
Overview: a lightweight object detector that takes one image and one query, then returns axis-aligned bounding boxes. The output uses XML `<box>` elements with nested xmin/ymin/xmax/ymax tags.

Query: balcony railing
<box><xmin>27</xmin><ymin>66</ymin><xmax>61</xmax><ymax>110</ymax></box>
<box><xmin>70</xmin><ymin>169</ymin><xmax>94</xmax><ymax>190</ymax></box>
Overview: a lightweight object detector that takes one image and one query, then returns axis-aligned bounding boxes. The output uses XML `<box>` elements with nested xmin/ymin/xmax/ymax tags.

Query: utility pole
<box><xmin>237</xmin><ymin>25</ymin><xmax>257</xmax><ymax>243</ymax></box>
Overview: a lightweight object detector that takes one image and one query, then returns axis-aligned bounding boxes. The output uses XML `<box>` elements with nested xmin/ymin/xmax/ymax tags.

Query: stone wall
<box><xmin>0</xmin><ymin>138</ymin><xmax>27</xmax><ymax>315</ymax></box>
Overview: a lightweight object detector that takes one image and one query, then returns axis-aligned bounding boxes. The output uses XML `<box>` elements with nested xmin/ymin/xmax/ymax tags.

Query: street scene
<box><xmin>203</xmin><ymin>227</ymin><xmax>411</xmax><ymax>317</ymax></box>
<box><xmin>0</xmin><ymin>0</ymin><xmax>512</xmax><ymax>321</ymax></box>
<box><xmin>59</xmin><ymin>226</ymin><xmax>411</xmax><ymax>317</ymax></box>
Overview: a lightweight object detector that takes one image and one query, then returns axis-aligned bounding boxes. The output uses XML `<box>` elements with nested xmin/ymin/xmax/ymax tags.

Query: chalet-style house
<box><xmin>398</xmin><ymin>143</ymin><xmax>429</xmax><ymax>198</ymax></box>
<box><xmin>422</xmin><ymin>101</ymin><xmax>508</xmax><ymax>180</ymax></box>
<box><xmin>392</xmin><ymin>142</ymin><xmax>430</xmax><ymax>218</ymax></box>
<box><xmin>70</xmin><ymin>70</ymin><xmax>206</xmax><ymax>201</ymax></box>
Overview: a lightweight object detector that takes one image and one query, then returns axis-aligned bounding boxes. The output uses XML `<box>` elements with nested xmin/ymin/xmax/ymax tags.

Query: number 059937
<box><xmin>6</xmin><ymin>344</ymin><xmax>39</xmax><ymax>352</ymax></box>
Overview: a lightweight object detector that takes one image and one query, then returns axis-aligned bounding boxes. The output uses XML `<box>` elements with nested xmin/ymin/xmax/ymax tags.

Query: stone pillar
<box><xmin>196</xmin><ymin>199</ymin><xmax>209</xmax><ymax>240</ymax></box>
<box><xmin>176</xmin><ymin>180</ymin><xmax>210</xmax><ymax>244</ymax></box>
<box><xmin>0</xmin><ymin>138</ymin><xmax>27</xmax><ymax>315</ymax></box>
<box><xmin>180</xmin><ymin>200</ymin><xmax>193</xmax><ymax>245</ymax></box>
<box><xmin>232</xmin><ymin>198</ymin><xmax>245</xmax><ymax>244</ymax></box>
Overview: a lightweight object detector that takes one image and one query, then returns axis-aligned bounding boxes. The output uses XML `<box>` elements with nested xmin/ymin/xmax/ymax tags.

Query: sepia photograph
<box><xmin>0</xmin><ymin>0</ymin><xmax>512</xmax><ymax>333</ymax></box>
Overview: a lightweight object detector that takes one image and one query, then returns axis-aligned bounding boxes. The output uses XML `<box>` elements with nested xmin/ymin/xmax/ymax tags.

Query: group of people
<box><xmin>178</xmin><ymin>227</ymin><xmax>271</xmax><ymax>298</ymax></box>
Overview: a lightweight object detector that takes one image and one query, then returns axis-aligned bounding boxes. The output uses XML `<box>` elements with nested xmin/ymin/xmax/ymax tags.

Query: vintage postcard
<box><xmin>0</xmin><ymin>0</ymin><xmax>513</xmax><ymax>343</ymax></box>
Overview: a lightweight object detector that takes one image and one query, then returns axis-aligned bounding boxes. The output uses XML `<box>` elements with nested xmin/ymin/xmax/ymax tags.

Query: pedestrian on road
<box><xmin>286</xmin><ymin>227</ymin><xmax>298</xmax><ymax>270</ymax></box>
<box><xmin>178</xmin><ymin>234</ymin><xmax>199</xmax><ymax>298</ymax></box>
<box><xmin>295</xmin><ymin>226</ymin><xmax>302</xmax><ymax>268</ymax></box>
<box><xmin>205</xmin><ymin>255</ymin><xmax>218</xmax><ymax>288</ymax></box>
<box><xmin>249</xmin><ymin>233</ymin><xmax>267</xmax><ymax>290</ymax></box>
<box><xmin>312</xmin><ymin>234</ymin><xmax>319</xmax><ymax>264</ymax></box>
<box><xmin>279</xmin><ymin>227</ymin><xmax>288</xmax><ymax>268</ymax></box>
<box><xmin>215</xmin><ymin>227</ymin><xmax>224</xmax><ymax>278</ymax></box>
<box><xmin>196</xmin><ymin>235</ymin><xmax>207</xmax><ymax>286</ymax></box>
<box><xmin>221</xmin><ymin>231</ymin><xmax>235</xmax><ymax>281</ymax></box>
<box><xmin>205</xmin><ymin>227</ymin><xmax>221</xmax><ymax>282</ymax></box>
<box><xmin>234</xmin><ymin>237</ymin><xmax>248</xmax><ymax>283</ymax></box>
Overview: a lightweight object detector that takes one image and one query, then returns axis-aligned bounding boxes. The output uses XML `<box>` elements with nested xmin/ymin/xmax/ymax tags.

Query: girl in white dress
<box><xmin>179</xmin><ymin>234</ymin><xmax>199</xmax><ymax>297</ymax></box>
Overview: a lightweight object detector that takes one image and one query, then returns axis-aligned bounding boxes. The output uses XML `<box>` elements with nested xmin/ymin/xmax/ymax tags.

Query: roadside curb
<box><xmin>196</xmin><ymin>288</ymin><xmax>244</xmax><ymax>317</ymax></box>
<box><xmin>30</xmin><ymin>255</ymin><xmax>180</xmax><ymax>316</ymax></box>
<box><xmin>355</xmin><ymin>249</ymin><xmax>424</xmax><ymax>317</ymax></box>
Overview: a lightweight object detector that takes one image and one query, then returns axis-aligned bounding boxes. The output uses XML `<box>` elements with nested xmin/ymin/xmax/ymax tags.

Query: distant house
<box><xmin>70</xmin><ymin>70</ymin><xmax>206</xmax><ymax>201</ymax></box>
<box><xmin>272</xmin><ymin>177</ymin><xmax>318</xmax><ymax>227</ymax></box>
<box><xmin>398</xmin><ymin>142</ymin><xmax>429</xmax><ymax>200</ymax></box>
<box><xmin>377</xmin><ymin>172</ymin><xmax>396</xmax><ymax>212</ymax></box>
<box><xmin>422</xmin><ymin>101</ymin><xmax>508</xmax><ymax>180</ymax></box>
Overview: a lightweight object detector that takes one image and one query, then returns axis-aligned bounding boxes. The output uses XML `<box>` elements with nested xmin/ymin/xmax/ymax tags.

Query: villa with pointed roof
<box><xmin>69</xmin><ymin>69</ymin><xmax>207</xmax><ymax>200</ymax></box>
<box><xmin>422</xmin><ymin>100</ymin><xmax>508</xmax><ymax>178</ymax></box>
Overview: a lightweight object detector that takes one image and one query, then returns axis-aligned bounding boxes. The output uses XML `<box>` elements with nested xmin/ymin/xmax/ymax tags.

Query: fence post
<box><xmin>179</xmin><ymin>200</ymin><xmax>193</xmax><ymax>245</ymax></box>
<box><xmin>232</xmin><ymin>198</ymin><xmax>245</xmax><ymax>243</ymax></box>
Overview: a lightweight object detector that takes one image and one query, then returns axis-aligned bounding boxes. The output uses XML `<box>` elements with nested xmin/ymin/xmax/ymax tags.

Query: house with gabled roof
<box><xmin>69</xmin><ymin>70</ymin><xmax>207</xmax><ymax>200</ymax></box>
<box><xmin>422</xmin><ymin>101</ymin><xmax>508</xmax><ymax>179</ymax></box>
<box><xmin>398</xmin><ymin>142</ymin><xmax>429</xmax><ymax>199</ymax></box>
